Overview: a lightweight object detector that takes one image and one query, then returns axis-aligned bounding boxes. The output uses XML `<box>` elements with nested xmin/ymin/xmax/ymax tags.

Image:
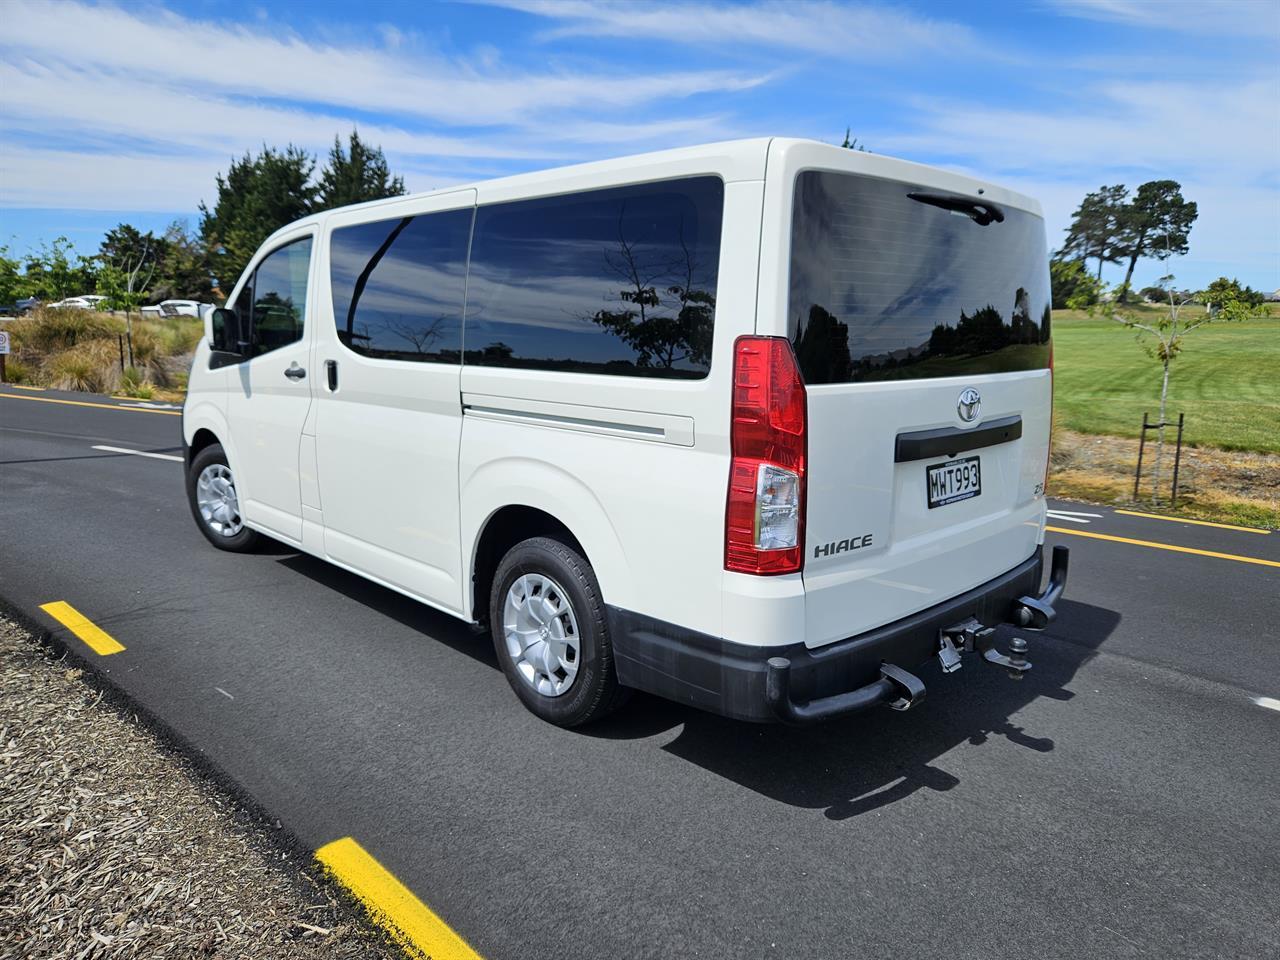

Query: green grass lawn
<box><xmin>1052</xmin><ymin>304</ymin><xmax>1280</xmax><ymax>454</ymax></box>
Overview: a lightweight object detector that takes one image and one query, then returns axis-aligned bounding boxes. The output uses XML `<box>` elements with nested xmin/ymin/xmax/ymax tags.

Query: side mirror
<box><xmin>209</xmin><ymin>307</ymin><xmax>246</xmax><ymax>355</ymax></box>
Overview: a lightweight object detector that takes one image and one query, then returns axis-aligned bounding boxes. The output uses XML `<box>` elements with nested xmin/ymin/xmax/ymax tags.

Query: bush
<box><xmin>4</xmin><ymin>307</ymin><xmax>201</xmax><ymax>396</ymax></box>
<box><xmin>2</xmin><ymin>357</ymin><xmax>33</xmax><ymax>383</ymax></box>
<box><xmin>1050</xmin><ymin>258</ymin><xmax>1102</xmax><ymax>309</ymax></box>
<box><xmin>119</xmin><ymin>366</ymin><xmax>154</xmax><ymax>399</ymax></box>
<box><xmin>46</xmin><ymin>340</ymin><xmax>121</xmax><ymax>394</ymax></box>
<box><xmin>9</xmin><ymin>307</ymin><xmax>122</xmax><ymax>352</ymax></box>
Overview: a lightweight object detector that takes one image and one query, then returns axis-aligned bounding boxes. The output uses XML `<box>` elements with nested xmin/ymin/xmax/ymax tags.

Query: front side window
<box><xmin>788</xmin><ymin>171</ymin><xmax>1050</xmax><ymax>384</ymax></box>
<box><xmin>250</xmin><ymin>237</ymin><xmax>312</xmax><ymax>356</ymax></box>
<box><xmin>464</xmin><ymin>177</ymin><xmax>724</xmax><ymax>379</ymax></box>
<box><xmin>329</xmin><ymin>208</ymin><xmax>472</xmax><ymax>363</ymax></box>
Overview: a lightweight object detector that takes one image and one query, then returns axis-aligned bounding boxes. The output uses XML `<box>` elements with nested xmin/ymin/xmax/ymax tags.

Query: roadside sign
<box><xmin>0</xmin><ymin>331</ymin><xmax>10</xmax><ymax>354</ymax></box>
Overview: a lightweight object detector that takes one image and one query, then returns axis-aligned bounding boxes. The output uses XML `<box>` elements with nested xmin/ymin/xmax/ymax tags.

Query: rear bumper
<box><xmin>609</xmin><ymin>545</ymin><xmax>1066</xmax><ymax>723</ymax></box>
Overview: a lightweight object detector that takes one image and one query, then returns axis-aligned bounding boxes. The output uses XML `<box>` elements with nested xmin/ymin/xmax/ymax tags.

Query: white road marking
<box><xmin>215</xmin><ymin>687</ymin><xmax>235</xmax><ymax>700</ymax></box>
<box><xmin>1252</xmin><ymin>696</ymin><xmax>1280</xmax><ymax>712</ymax></box>
<box><xmin>91</xmin><ymin>444</ymin><xmax>183</xmax><ymax>462</ymax></box>
<box><xmin>1046</xmin><ymin>511</ymin><xmax>1101</xmax><ymax>524</ymax></box>
<box><xmin>118</xmin><ymin>400</ymin><xmax>181</xmax><ymax>410</ymax></box>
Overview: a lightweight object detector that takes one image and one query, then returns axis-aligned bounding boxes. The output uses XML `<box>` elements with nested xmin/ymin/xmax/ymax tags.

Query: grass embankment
<box><xmin>1052</xmin><ymin>304</ymin><xmax>1280</xmax><ymax>454</ymax></box>
<box><xmin>1</xmin><ymin>307</ymin><xmax>200</xmax><ymax>401</ymax></box>
<box><xmin>1050</xmin><ymin>303</ymin><xmax>1280</xmax><ymax>528</ymax></box>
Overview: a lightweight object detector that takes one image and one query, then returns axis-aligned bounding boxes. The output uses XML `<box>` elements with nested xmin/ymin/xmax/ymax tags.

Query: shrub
<box><xmin>46</xmin><ymin>340</ymin><xmax>121</xmax><ymax>394</ymax></box>
<box><xmin>119</xmin><ymin>366</ymin><xmax>155</xmax><ymax>399</ymax></box>
<box><xmin>9</xmin><ymin>306</ymin><xmax>122</xmax><ymax>352</ymax></box>
<box><xmin>2</xmin><ymin>357</ymin><xmax>33</xmax><ymax>383</ymax></box>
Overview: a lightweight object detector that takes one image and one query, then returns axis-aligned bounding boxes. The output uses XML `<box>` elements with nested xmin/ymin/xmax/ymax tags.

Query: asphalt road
<box><xmin>3</xmin><ymin>384</ymin><xmax>1278</xmax><ymax>960</ymax></box>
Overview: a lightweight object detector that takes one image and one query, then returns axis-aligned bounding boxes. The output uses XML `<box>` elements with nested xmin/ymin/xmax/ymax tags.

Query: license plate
<box><xmin>927</xmin><ymin>456</ymin><xmax>981</xmax><ymax>508</ymax></box>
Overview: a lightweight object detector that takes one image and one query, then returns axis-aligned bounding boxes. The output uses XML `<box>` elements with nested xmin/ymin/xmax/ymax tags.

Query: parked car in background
<box><xmin>48</xmin><ymin>295</ymin><xmax>107</xmax><ymax>310</ymax></box>
<box><xmin>159</xmin><ymin>299</ymin><xmax>201</xmax><ymax>317</ymax></box>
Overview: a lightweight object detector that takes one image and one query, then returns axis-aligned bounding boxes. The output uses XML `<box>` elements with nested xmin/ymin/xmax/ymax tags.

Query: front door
<box><xmin>225</xmin><ymin>234</ymin><xmax>316</xmax><ymax>543</ymax></box>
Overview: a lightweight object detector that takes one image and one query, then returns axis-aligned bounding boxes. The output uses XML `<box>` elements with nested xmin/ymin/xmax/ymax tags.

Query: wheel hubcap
<box><xmin>502</xmin><ymin>573</ymin><xmax>580</xmax><ymax>697</ymax></box>
<box><xmin>195</xmin><ymin>463</ymin><xmax>243</xmax><ymax>537</ymax></box>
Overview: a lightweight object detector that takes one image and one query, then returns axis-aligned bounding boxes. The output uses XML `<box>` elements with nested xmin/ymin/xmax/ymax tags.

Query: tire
<box><xmin>489</xmin><ymin>536</ymin><xmax>629</xmax><ymax>727</ymax></box>
<box><xmin>186</xmin><ymin>442</ymin><xmax>260</xmax><ymax>553</ymax></box>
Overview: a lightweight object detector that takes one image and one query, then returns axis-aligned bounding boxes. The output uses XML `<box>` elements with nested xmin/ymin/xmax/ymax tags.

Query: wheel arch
<box><xmin>182</xmin><ymin>402</ymin><xmax>237</xmax><ymax>474</ymax></box>
<box><xmin>464</xmin><ymin>462</ymin><xmax>632</xmax><ymax>623</ymax></box>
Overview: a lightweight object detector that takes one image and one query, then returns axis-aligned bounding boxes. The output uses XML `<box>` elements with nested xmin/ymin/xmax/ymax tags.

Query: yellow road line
<box><xmin>1045</xmin><ymin>526</ymin><xmax>1280</xmax><ymax>569</ymax></box>
<box><xmin>0</xmin><ymin>392</ymin><xmax>181</xmax><ymax>416</ymax></box>
<box><xmin>316</xmin><ymin>837</ymin><xmax>482</xmax><ymax>960</ymax></box>
<box><xmin>1114</xmin><ymin>509</ymin><xmax>1270</xmax><ymax>535</ymax></box>
<box><xmin>4</xmin><ymin>383</ymin><xmax>46</xmax><ymax>391</ymax></box>
<box><xmin>39</xmin><ymin>601</ymin><xmax>126</xmax><ymax>655</ymax></box>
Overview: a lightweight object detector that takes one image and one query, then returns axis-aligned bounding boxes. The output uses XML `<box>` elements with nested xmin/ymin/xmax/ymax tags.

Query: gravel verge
<box><xmin>0</xmin><ymin>616</ymin><xmax>401</xmax><ymax>960</ymax></box>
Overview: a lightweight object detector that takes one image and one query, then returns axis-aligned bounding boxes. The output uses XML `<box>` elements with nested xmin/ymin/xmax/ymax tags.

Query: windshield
<box><xmin>787</xmin><ymin>170</ymin><xmax>1051</xmax><ymax>384</ymax></box>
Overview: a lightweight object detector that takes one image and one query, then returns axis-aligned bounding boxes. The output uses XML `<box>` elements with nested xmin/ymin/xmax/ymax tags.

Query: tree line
<box><xmin>0</xmin><ymin>130</ymin><xmax>406</xmax><ymax>311</ymax></box>
<box><xmin>1050</xmin><ymin>179</ymin><xmax>1267</xmax><ymax>310</ymax></box>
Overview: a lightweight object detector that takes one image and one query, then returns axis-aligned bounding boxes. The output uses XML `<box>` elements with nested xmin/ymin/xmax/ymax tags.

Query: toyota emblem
<box><xmin>957</xmin><ymin>388</ymin><xmax>981</xmax><ymax>423</ymax></box>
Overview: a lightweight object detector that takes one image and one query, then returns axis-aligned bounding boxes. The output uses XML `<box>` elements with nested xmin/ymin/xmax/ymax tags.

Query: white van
<box><xmin>183</xmin><ymin>138</ymin><xmax>1068</xmax><ymax>727</ymax></box>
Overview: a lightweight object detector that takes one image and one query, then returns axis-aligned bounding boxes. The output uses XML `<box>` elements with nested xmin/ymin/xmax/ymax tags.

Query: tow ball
<box><xmin>939</xmin><ymin>617</ymin><xmax>1032</xmax><ymax>681</ymax></box>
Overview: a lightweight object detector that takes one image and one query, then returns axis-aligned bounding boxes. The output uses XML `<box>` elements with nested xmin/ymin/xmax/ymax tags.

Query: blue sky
<box><xmin>1</xmin><ymin>0</ymin><xmax>1277</xmax><ymax>291</ymax></box>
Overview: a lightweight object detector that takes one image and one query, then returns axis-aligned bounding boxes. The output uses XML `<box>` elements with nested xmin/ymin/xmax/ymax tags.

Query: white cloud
<box><xmin>0</xmin><ymin>0</ymin><xmax>765</xmax><ymax>127</ymax></box>
<box><xmin>1047</xmin><ymin>0</ymin><xmax>1280</xmax><ymax>37</ymax></box>
<box><xmin>488</xmin><ymin>0</ymin><xmax>986</xmax><ymax>58</ymax></box>
<box><xmin>870</xmin><ymin>77</ymin><xmax>1280</xmax><ymax>287</ymax></box>
<box><xmin>0</xmin><ymin>146</ymin><xmax>224</xmax><ymax>211</ymax></box>
<box><xmin>0</xmin><ymin>0</ymin><xmax>765</xmax><ymax>210</ymax></box>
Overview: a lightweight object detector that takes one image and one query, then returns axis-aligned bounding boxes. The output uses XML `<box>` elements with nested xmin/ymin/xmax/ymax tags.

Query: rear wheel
<box><xmin>489</xmin><ymin>536</ymin><xmax>628</xmax><ymax>727</ymax></box>
<box><xmin>187</xmin><ymin>442</ymin><xmax>259</xmax><ymax>552</ymax></box>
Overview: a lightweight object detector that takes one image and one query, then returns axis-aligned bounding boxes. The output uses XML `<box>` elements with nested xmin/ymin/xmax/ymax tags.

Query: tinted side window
<box><xmin>251</xmin><ymin>237</ymin><xmax>312</xmax><ymax>357</ymax></box>
<box><xmin>330</xmin><ymin>209</ymin><xmax>473</xmax><ymax>363</ymax></box>
<box><xmin>464</xmin><ymin>177</ymin><xmax>723</xmax><ymax>379</ymax></box>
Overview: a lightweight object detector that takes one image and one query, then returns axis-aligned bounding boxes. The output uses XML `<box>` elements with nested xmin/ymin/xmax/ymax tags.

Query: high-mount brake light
<box><xmin>725</xmin><ymin>336</ymin><xmax>807</xmax><ymax>575</ymax></box>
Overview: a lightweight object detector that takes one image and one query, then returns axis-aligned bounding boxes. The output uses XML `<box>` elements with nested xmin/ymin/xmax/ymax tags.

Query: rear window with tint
<box><xmin>463</xmin><ymin>177</ymin><xmax>723</xmax><ymax>379</ymax></box>
<box><xmin>330</xmin><ymin>208</ymin><xmax>473</xmax><ymax>363</ymax></box>
<box><xmin>788</xmin><ymin>171</ymin><xmax>1051</xmax><ymax>384</ymax></box>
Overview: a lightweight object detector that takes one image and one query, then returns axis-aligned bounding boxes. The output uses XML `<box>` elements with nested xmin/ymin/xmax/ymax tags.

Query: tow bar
<box><xmin>937</xmin><ymin>545</ymin><xmax>1070</xmax><ymax>680</ymax></box>
<box><xmin>764</xmin><ymin>546</ymin><xmax>1069</xmax><ymax>724</ymax></box>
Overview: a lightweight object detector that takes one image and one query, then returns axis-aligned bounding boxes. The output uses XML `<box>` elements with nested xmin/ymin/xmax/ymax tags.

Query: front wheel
<box><xmin>186</xmin><ymin>442</ymin><xmax>260</xmax><ymax>552</ymax></box>
<box><xmin>489</xmin><ymin>537</ymin><xmax>628</xmax><ymax>727</ymax></box>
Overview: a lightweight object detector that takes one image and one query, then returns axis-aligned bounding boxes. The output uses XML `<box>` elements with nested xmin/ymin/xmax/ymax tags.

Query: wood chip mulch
<box><xmin>0</xmin><ymin>617</ymin><xmax>402</xmax><ymax>959</ymax></box>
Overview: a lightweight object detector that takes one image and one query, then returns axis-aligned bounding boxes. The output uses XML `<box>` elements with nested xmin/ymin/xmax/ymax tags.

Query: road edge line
<box><xmin>1113</xmin><ymin>509</ymin><xmax>1270</xmax><ymax>534</ymax></box>
<box><xmin>316</xmin><ymin>836</ymin><xmax>482</xmax><ymax>960</ymax></box>
<box><xmin>0</xmin><ymin>392</ymin><xmax>182</xmax><ymax>416</ymax></box>
<box><xmin>1045</xmin><ymin>526</ymin><xmax>1280</xmax><ymax>568</ymax></box>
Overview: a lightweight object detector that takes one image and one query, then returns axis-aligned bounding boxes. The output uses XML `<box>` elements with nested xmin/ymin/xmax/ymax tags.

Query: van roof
<box><xmin>263</xmin><ymin>137</ymin><xmax>1041</xmax><ymax>243</ymax></box>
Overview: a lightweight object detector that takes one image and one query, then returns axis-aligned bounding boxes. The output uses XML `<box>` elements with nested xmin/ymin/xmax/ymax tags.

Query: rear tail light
<box><xmin>725</xmin><ymin>336</ymin><xmax>807</xmax><ymax>575</ymax></box>
<box><xmin>1044</xmin><ymin>340</ymin><xmax>1054</xmax><ymax>492</ymax></box>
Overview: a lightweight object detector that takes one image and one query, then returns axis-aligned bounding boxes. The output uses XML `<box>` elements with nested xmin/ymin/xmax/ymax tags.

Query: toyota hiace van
<box><xmin>183</xmin><ymin>138</ymin><xmax>1068</xmax><ymax>727</ymax></box>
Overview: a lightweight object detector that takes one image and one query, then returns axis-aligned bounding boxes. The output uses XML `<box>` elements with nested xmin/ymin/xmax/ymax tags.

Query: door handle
<box><xmin>284</xmin><ymin>364</ymin><xmax>306</xmax><ymax>380</ymax></box>
<box><xmin>325</xmin><ymin>359</ymin><xmax>338</xmax><ymax>391</ymax></box>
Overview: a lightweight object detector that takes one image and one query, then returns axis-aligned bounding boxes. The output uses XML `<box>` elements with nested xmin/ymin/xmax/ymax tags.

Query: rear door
<box><xmin>759</xmin><ymin>143</ymin><xmax>1052</xmax><ymax>648</ymax></box>
<box><xmin>312</xmin><ymin>190</ymin><xmax>475</xmax><ymax>613</ymax></box>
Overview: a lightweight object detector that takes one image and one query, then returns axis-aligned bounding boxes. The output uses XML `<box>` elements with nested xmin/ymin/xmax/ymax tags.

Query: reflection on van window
<box><xmin>251</xmin><ymin>237</ymin><xmax>312</xmax><ymax>357</ymax></box>
<box><xmin>330</xmin><ymin>209</ymin><xmax>473</xmax><ymax>363</ymax></box>
<box><xmin>788</xmin><ymin>171</ymin><xmax>1050</xmax><ymax>384</ymax></box>
<box><xmin>465</xmin><ymin>177</ymin><xmax>723</xmax><ymax>379</ymax></box>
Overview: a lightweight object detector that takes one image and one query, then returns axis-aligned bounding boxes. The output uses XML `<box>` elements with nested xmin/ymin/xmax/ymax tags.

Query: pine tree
<box><xmin>314</xmin><ymin>130</ymin><xmax>407</xmax><ymax>212</ymax></box>
<box><xmin>199</xmin><ymin>146</ymin><xmax>316</xmax><ymax>289</ymax></box>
